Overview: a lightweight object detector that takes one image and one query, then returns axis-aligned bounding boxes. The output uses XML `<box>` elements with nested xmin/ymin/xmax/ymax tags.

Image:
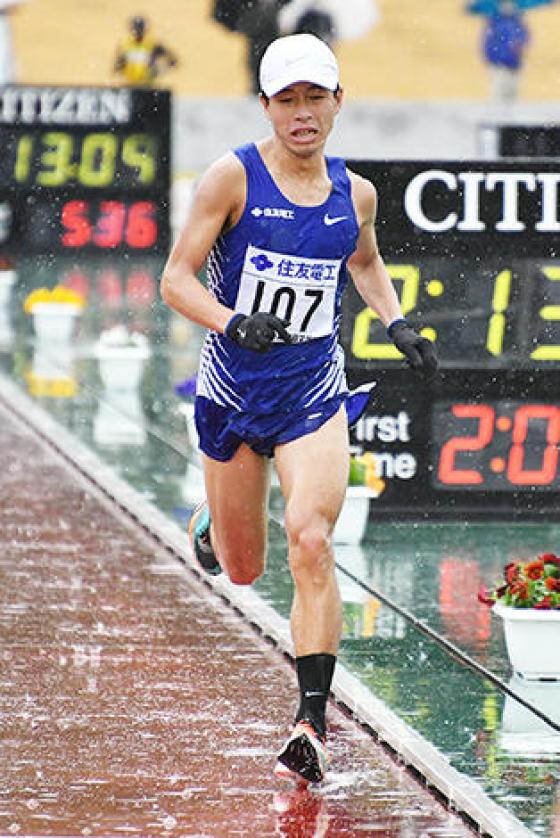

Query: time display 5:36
<box><xmin>1</xmin><ymin>131</ymin><xmax>160</xmax><ymax>190</ymax></box>
<box><xmin>22</xmin><ymin>198</ymin><xmax>162</xmax><ymax>251</ymax></box>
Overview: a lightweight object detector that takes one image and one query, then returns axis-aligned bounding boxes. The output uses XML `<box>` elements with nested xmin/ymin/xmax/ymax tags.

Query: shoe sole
<box><xmin>273</xmin><ymin>760</ymin><xmax>309</xmax><ymax>786</ymax></box>
<box><xmin>275</xmin><ymin>728</ymin><xmax>328</xmax><ymax>784</ymax></box>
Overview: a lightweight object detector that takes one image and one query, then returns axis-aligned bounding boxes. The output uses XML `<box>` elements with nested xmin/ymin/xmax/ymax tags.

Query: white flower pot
<box><xmin>93</xmin><ymin>390</ymin><xmax>146</xmax><ymax>446</ymax></box>
<box><xmin>32</xmin><ymin>303</ymin><xmax>81</xmax><ymax>344</ymax></box>
<box><xmin>0</xmin><ymin>308</ymin><xmax>13</xmax><ymax>349</ymax></box>
<box><xmin>333</xmin><ymin>486</ymin><xmax>375</xmax><ymax>545</ymax></box>
<box><xmin>0</xmin><ymin>269</ymin><xmax>16</xmax><ymax>307</ymax></box>
<box><xmin>28</xmin><ymin>344</ymin><xmax>77</xmax><ymax>399</ymax></box>
<box><xmin>499</xmin><ymin>676</ymin><xmax>560</xmax><ymax>755</ymax></box>
<box><xmin>95</xmin><ymin>345</ymin><xmax>151</xmax><ymax>391</ymax></box>
<box><xmin>32</xmin><ymin>344</ymin><xmax>74</xmax><ymax>379</ymax></box>
<box><xmin>494</xmin><ymin>600</ymin><xmax>560</xmax><ymax>680</ymax></box>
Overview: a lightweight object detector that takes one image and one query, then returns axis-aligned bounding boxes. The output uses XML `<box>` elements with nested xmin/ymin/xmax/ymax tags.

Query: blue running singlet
<box><xmin>195</xmin><ymin>142</ymin><xmax>369</xmax><ymax>461</ymax></box>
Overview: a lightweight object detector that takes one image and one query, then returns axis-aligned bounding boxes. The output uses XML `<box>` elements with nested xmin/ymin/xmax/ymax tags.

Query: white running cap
<box><xmin>259</xmin><ymin>34</ymin><xmax>339</xmax><ymax>98</ymax></box>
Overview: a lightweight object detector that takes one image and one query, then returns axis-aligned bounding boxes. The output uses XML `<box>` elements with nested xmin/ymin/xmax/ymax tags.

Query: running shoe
<box><xmin>188</xmin><ymin>501</ymin><xmax>222</xmax><ymax>576</ymax></box>
<box><xmin>274</xmin><ymin>720</ymin><xmax>329</xmax><ymax>784</ymax></box>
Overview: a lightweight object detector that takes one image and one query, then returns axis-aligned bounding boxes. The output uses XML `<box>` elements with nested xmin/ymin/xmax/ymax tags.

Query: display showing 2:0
<box><xmin>433</xmin><ymin>401</ymin><xmax>560</xmax><ymax>490</ymax></box>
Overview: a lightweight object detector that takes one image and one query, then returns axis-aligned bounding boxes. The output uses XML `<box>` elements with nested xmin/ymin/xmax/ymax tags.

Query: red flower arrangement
<box><xmin>478</xmin><ymin>553</ymin><xmax>560</xmax><ymax>610</ymax></box>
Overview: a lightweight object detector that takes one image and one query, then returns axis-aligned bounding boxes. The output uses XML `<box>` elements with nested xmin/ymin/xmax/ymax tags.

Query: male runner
<box><xmin>161</xmin><ymin>33</ymin><xmax>437</xmax><ymax>785</ymax></box>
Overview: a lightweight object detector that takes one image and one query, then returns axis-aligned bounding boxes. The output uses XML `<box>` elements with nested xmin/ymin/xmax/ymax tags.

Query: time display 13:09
<box><xmin>3</xmin><ymin>131</ymin><xmax>159</xmax><ymax>189</ymax></box>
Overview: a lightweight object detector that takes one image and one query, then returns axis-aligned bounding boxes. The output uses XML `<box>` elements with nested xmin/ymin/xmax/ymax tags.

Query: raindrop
<box><xmin>161</xmin><ymin>815</ymin><xmax>177</xmax><ymax>830</ymax></box>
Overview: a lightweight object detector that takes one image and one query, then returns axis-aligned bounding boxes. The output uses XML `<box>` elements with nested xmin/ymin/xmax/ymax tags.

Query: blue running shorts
<box><xmin>194</xmin><ymin>386</ymin><xmax>375</xmax><ymax>462</ymax></box>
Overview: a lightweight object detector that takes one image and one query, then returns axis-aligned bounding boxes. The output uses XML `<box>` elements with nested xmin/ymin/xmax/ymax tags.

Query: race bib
<box><xmin>234</xmin><ymin>245</ymin><xmax>341</xmax><ymax>341</ymax></box>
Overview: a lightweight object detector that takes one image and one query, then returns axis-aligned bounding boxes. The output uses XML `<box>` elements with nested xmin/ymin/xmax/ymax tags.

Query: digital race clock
<box><xmin>342</xmin><ymin>160</ymin><xmax>560</xmax><ymax>519</ymax></box>
<box><xmin>0</xmin><ymin>86</ymin><xmax>170</xmax><ymax>254</ymax></box>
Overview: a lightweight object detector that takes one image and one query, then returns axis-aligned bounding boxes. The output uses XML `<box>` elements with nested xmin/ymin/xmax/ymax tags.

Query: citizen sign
<box><xmin>0</xmin><ymin>87</ymin><xmax>132</xmax><ymax>125</ymax></box>
<box><xmin>404</xmin><ymin>169</ymin><xmax>560</xmax><ymax>233</ymax></box>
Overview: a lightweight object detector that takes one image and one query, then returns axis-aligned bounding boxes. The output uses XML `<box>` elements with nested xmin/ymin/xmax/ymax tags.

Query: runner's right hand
<box><xmin>225</xmin><ymin>312</ymin><xmax>292</xmax><ymax>353</ymax></box>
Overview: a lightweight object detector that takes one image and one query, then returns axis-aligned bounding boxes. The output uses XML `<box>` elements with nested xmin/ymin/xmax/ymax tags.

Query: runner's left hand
<box><xmin>388</xmin><ymin>320</ymin><xmax>438</xmax><ymax>382</ymax></box>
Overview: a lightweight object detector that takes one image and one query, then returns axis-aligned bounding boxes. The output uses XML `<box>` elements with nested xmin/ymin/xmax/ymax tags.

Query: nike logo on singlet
<box><xmin>323</xmin><ymin>213</ymin><xmax>348</xmax><ymax>226</ymax></box>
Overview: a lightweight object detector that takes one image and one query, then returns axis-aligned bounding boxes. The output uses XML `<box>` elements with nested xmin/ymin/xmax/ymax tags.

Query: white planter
<box><xmin>93</xmin><ymin>390</ymin><xmax>146</xmax><ymax>446</ymax></box>
<box><xmin>0</xmin><ymin>308</ymin><xmax>13</xmax><ymax>349</ymax></box>
<box><xmin>28</xmin><ymin>344</ymin><xmax>77</xmax><ymax>399</ymax></box>
<box><xmin>31</xmin><ymin>303</ymin><xmax>81</xmax><ymax>343</ymax></box>
<box><xmin>0</xmin><ymin>269</ymin><xmax>16</xmax><ymax>307</ymax></box>
<box><xmin>499</xmin><ymin>676</ymin><xmax>560</xmax><ymax>755</ymax></box>
<box><xmin>333</xmin><ymin>486</ymin><xmax>375</xmax><ymax>545</ymax></box>
<box><xmin>32</xmin><ymin>344</ymin><xmax>74</xmax><ymax>379</ymax></box>
<box><xmin>494</xmin><ymin>600</ymin><xmax>560</xmax><ymax>680</ymax></box>
<box><xmin>95</xmin><ymin>345</ymin><xmax>151</xmax><ymax>391</ymax></box>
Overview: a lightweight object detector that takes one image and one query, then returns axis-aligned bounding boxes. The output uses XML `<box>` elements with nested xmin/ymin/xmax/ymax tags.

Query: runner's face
<box><xmin>263</xmin><ymin>83</ymin><xmax>342</xmax><ymax>155</ymax></box>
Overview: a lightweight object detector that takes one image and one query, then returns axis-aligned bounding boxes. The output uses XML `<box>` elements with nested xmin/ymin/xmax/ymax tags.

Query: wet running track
<box><xmin>0</xmin><ymin>395</ymin><xmax>478</xmax><ymax>836</ymax></box>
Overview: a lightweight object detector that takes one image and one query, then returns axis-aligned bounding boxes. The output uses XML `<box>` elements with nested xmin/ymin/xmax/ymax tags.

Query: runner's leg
<box><xmin>273</xmin><ymin>407</ymin><xmax>349</xmax><ymax>780</ymax></box>
<box><xmin>202</xmin><ymin>443</ymin><xmax>270</xmax><ymax>585</ymax></box>
<box><xmin>275</xmin><ymin>406</ymin><xmax>348</xmax><ymax>658</ymax></box>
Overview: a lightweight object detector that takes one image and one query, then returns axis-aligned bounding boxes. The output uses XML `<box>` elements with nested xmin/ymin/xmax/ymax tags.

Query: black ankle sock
<box><xmin>294</xmin><ymin>653</ymin><xmax>336</xmax><ymax>739</ymax></box>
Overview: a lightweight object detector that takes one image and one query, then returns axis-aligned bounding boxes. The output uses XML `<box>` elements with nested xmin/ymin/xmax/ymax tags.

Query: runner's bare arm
<box><xmin>161</xmin><ymin>153</ymin><xmax>246</xmax><ymax>333</ymax></box>
<box><xmin>347</xmin><ymin>172</ymin><xmax>404</xmax><ymax>327</ymax></box>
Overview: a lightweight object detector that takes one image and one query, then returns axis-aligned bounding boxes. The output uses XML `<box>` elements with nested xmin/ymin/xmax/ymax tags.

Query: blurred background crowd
<box><xmin>4</xmin><ymin>0</ymin><xmax>560</xmax><ymax>101</ymax></box>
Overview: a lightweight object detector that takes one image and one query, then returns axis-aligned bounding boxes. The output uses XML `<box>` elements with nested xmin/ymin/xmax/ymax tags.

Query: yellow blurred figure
<box><xmin>114</xmin><ymin>16</ymin><xmax>177</xmax><ymax>87</ymax></box>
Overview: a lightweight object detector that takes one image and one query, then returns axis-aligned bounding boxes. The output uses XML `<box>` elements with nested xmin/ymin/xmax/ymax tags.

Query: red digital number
<box><xmin>92</xmin><ymin>201</ymin><xmax>126</xmax><ymax>248</ymax></box>
<box><xmin>438</xmin><ymin>404</ymin><xmax>495</xmax><ymax>485</ymax></box>
<box><xmin>61</xmin><ymin>200</ymin><xmax>92</xmax><ymax>247</ymax></box>
<box><xmin>507</xmin><ymin>405</ymin><xmax>560</xmax><ymax>485</ymax></box>
<box><xmin>125</xmin><ymin>201</ymin><xmax>158</xmax><ymax>248</ymax></box>
<box><xmin>61</xmin><ymin>200</ymin><xmax>158</xmax><ymax>249</ymax></box>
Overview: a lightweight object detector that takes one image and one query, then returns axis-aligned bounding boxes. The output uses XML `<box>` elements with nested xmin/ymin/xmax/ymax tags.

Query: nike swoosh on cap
<box><xmin>324</xmin><ymin>213</ymin><xmax>347</xmax><ymax>226</ymax></box>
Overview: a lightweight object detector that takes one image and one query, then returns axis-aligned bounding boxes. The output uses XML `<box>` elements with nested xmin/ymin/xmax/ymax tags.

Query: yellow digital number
<box><xmin>351</xmin><ymin>265</ymin><xmax>420</xmax><ymax>359</ymax></box>
<box><xmin>486</xmin><ymin>268</ymin><xmax>512</xmax><ymax>357</ymax></box>
<box><xmin>14</xmin><ymin>135</ymin><xmax>33</xmax><ymax>183</ymax></box>
<box><xmin>531</xmin><ymin>266</ymin><xmax>560</xmax><ymax>361</ymax></box>
<box><xmin>122</xmin><ymin>134</ymin><xmax>156</xmax><ymax>185</ymax></box>
<box><xmin>78</xmin><ymin>133</ymin><xmax>117</xmax><ymax>187</ymax></box>
<box><xmin>37</xmin><ymin>132</ymin><xmax>74</xmax><ymax>186</ymax></box>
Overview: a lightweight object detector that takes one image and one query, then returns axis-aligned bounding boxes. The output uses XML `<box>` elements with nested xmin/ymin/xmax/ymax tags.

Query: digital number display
<box><xmin>341</xmin><ymin>161</ymin><xmax>560</xmax><ymax>517</ymax></box>
<box><xmin>342</xmin><ymin>258</ymin><xmax>560</xmax><ymax>368</ymax></box>
<box><xmin>434</xmin><ymin>401</ymin><xmax>560</xmax><ymax>490</ymax></box>
<box><xmin>343</xmin><ymin>160</ymin><xmax>560</xmax><ymax>370</ymax></box>
<box><xmin>61</xmin><ymin>200</ymin><xmax>157</xmax><ymax>248</ymax></box>
<box><xmin>1</xmin><ymin>131</ymin><xmax>159</xmax><ymax>190</ymax></box>
<box><xmin>0</xmin><ymin>86</ymin><xmax>170</xmax><ymax>254</ymax></box>
<box><xmin>348</xmin><ymin>369</ymin><xmax>560</xmax><ymax>519</ymax></box>
<box><xmin>7</xmin><ymin>197</ymin><xmax>164</xmax><ymax>253</ymax></box>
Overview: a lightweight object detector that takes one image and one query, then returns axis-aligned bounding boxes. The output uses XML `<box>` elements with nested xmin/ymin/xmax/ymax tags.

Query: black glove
<box><xmin>225</xmin><ymin>311</ymin><xmax>292</xmax><ymax>353</ymax></box>
<box><xmin>388</xmin><ymin>319</ymin><xmax>438</xmax><ymax>382</ymax></box>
